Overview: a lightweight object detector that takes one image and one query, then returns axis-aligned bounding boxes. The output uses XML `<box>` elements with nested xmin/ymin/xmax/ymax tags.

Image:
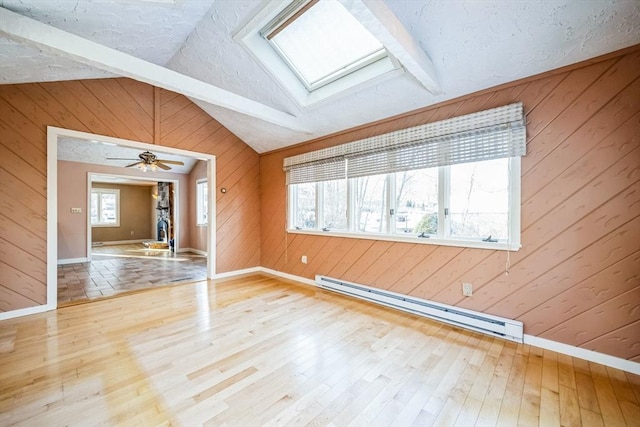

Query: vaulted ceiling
<box><xmin>1</xmin><ymin>0</ymin><xmax>638</xmax><ymax>153</ymax></box>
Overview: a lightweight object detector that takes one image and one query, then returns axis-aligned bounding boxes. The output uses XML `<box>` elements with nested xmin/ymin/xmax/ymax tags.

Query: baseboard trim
<box><xmin>258</xmin><ymin>267</ymin><xmax>317</xmax><ymax>287</ymax></box>
<box><xmin>57</xmin><ymin>257</ymin><xmax>89</xmax><ymax>265</ymax></box>
<box><xmin>178</xmin><ymin>248</ymin><xmax>207</xmax><ymax>256</ymax></box>
<box><xmin>524</xmin><ymin>334</ymin><xmax>640</xmax><ymax>375</ymax></box>
<box><xmin>213</xmin><ymin>267</ymin><xmax>262</xmax><ymax>279</ymax></box>
<box><xmin>93</xmin><ymin>239</ymin><xmax>148</xmax><ymax>246</ymax></box>
<box><xmin>0</xmin><ymin>303</ymin><xmax>56</xmax><ymax>321</ymax></box>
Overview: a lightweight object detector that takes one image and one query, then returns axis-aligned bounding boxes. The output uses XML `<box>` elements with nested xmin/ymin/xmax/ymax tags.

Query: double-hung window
<box><xmin>285</xmin><ymin>103</ymin><xmax>526</xmax><ymax>250</ymax></box>
<box><xmin>91</xmin><ymin>188</ymin><xmax>120</xmax><ymax>227</ymax></box>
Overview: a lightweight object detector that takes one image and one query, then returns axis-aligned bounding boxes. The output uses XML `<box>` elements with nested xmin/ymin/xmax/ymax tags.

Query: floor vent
<box><xmin>316</xmin><ymin>275</ymin><xmax>523</xmax><ymax>343</ymax></box>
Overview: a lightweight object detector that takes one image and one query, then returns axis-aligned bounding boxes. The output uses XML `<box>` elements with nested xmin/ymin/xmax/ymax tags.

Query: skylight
<box><xmin>263</xmin><ymin>0</ymin><xmax>388</xmax><ymax>91</ymax></box>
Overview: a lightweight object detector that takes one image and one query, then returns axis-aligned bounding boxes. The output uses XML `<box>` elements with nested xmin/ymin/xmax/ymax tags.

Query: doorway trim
<box><xmin>86</xmin><ymin>173</ymin><xmax>181</xmax><ymax>262</ymax></box>
<box><xmin>47</xmin><ymin>126</ymin><xmax>217</xmax><ymax>311</ymax></box>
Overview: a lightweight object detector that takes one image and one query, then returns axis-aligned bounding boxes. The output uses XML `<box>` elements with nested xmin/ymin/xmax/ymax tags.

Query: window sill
<box><xmin>287</xmin><ymin>229</ymin><xmax>521</xmax><ymax>251</ymax></box>
<box><xmin>91</xmin><ymin>223</ymin><xmax>120</xmax><ymax>228</ymax></box>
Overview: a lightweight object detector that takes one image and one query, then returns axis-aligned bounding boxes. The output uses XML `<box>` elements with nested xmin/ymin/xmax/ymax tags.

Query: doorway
<box><xmin>47</xmin><ymin>126</ymin><xmax>216</xmax><ymax>308</ymax></box>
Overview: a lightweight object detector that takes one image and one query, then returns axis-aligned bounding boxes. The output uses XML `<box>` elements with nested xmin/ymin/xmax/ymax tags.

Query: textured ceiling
<box><xmin>1</xmin><ymin>0</ymin><xmax>639</xmax><ymax>153</ymax></box>
<box><xmin>58</xmin><ymin>137</ymin><xmax>198</xmax><ymax>175</ymax></box>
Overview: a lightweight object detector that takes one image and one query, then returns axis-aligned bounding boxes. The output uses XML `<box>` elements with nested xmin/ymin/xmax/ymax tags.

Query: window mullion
<box><xmin>439</xmin><ymin>166</ymin><xmax>449</xmax><ymax>238</ymax></box>
<box><xmin>316</xmin><ymin>182</ymin><xmax>323</xmax><ymax>230</ymax></box>
<box><xmin>388</xmin><ymin>173</ymin><xmax>396</xmax><ymax>234</ymax></box>
<box><xmin>347</xmin><ymin>178</ymin><xmax>354</xmax><ymax>232</ymax></box>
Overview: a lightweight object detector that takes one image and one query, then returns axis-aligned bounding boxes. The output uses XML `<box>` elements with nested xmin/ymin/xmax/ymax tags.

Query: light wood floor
<box><xmin>1</xmin><ymin>274</ymin><xmax>639</xmax><ymax>426</ymax></box>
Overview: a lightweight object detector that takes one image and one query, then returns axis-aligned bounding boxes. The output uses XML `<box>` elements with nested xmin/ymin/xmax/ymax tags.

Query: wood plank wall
<box><xmin>0</xmin><ymin>79</ymin><xmax>260</xmax><ymax>312</ymax></box>
<box><xmin>260</xmin><ymin>47</ymin><xmax>640</xmax><ymax>361</ymax></box>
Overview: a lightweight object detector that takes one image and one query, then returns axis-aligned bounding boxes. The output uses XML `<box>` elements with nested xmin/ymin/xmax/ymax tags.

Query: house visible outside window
<box><xmin>91</xmin><ymin>189</ymin><xmax>120</xmax><ymax>227</ymax></box>
<box><xmin>196</xmin><ymin>180</ymin><xmax>208</xmax><ymax>226</ymax></box>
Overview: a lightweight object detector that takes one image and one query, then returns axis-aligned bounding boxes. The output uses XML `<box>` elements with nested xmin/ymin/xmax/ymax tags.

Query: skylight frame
<box><xmin>233</xmin><ymin>0</ymin><xmax>405</xmax><ymax>109</ymax></box>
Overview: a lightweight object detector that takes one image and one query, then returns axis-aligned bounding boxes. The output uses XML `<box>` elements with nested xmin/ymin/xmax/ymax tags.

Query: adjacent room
<box><xmin>0</xmin><ymin>0</ymin><xmax>638</xmax><ymax>425</ymax></box>
<box><xmin>55</xmin><ymin>137</ymin><xmax>210</xmax><ymax>304</ymax></box>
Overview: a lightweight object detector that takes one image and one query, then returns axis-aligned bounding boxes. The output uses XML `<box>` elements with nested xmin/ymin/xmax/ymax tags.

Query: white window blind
<box><xmin>284</xmin><ymin>103</ymin><xmax>526</xmax><ymax>184</ymax></box>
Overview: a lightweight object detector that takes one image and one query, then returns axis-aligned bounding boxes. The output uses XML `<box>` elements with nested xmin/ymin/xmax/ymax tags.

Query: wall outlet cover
<box><xmin>462</xmin><ymin>282</ymin><xmax>473</xmax><ymax>297</ymax></box>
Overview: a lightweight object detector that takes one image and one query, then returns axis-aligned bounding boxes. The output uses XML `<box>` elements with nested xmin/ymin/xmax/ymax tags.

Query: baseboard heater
<box><xmin>316</xmin><ymin>275</ymin><xmax>523</xmax><ymax>343</ymax></box>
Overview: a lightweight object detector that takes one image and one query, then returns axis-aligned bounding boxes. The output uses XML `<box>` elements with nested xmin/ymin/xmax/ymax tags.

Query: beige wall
<box><xmin>260</xmin><ymin>46</ymin><xmax>640</xmax><ymax>361</ymax></box>
<box><xmin>91</xmin><ymin>183</ymin><xmax>153</xmax><ymax>243</ymax></box>
<box><xmin>1</xmin><ymin>79</ymin><xmax>260</xmax><ymax>313</ymax></box>
<box><xmin>57</xmin><ymin>160</ymin><xmax>190</xmax><ymax>260</ymax></box>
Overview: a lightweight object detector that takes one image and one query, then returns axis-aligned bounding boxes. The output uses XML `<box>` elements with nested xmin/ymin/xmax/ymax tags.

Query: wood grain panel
<box><xmin>158</xmin><ymin>92</ymin><xmax>261</xmax><ymax>274</ymax></box>
<box><xmin>0</xmin><ymin>78</ymin><xmax>260</xmax><ymax>312</ymax></box>
<box><xmin>260</xmin><ymin>46</ymin><xmax>640</xmax><ymax>360</ymax></box>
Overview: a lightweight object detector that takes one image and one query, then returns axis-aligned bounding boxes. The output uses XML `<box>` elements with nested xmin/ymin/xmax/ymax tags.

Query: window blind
<box><xmin>284</xmin><ymin>102</ymin><xmax>526</xmax><ymax>184</ymax></box>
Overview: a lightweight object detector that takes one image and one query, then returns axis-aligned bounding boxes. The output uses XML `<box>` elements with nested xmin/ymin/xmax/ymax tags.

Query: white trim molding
<box><xmin>213</xmin><ymin>267</ymin><xmax>262</xmax><ymax>280</ymax></box>
<box><xmin>57</xmin><ymin>257</ymin><xmax>89</xmax><ymax>265</ymax></box>
<box><xmin>178</xmin><ymin>248</ymin><xmax>207</xmax><ymax>256</ymax></box>
<box><xmin>0</xmin><ymin>303</ymin><xmax>56</xmax><ymax>321</ymax></box>
<box><xmin>524</xmin><ymin>334</ymin><xmax>640</xmax><ymax>376</ymax></box>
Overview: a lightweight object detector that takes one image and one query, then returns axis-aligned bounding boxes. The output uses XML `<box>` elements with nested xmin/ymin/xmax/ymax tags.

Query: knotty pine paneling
<box><xmin>260</xmin><ymin>46</ymin><xmax>640</xmax><ymax>360</ymax></box>
<box><xmin>0</xmin><ymin>79</ymin><xmax>260</xmax><ymax>313</ymax></box>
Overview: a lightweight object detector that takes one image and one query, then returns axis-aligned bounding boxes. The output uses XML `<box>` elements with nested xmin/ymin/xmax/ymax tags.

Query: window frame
<box><xmin>90</xmin><ymin>188</ymin><xmax>120</xmax><ymax>228</ymax></box>
<box><xmin>196</xmin><ymin>179</ymin><xmax>208</xmax><ymax>226</ymax></box>
<box><xmin>287</xmin><ymin>157</ymin><xmax>521</xmax><ymax>251</ymax></box>
<box><xmin>234</xmin><ymin>0</ymin><xmax>402</xmax><ymax>108</ymax></box>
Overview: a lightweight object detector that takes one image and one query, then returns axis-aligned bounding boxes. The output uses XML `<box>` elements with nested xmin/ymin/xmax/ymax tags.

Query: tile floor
<box><xmin>57</xmin><ymin>244</ymin><xmax>207</xmax><ymax>306</ymax></box>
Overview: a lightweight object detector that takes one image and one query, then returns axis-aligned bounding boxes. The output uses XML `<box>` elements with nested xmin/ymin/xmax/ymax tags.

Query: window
<box><xmin>287</xmin><ymin>158</ymin><xmax>520</xmax><ymax>249</ymax></box>
<box><xmin>290</xmin><ymin>182</ymin><xmax>316</xmax><ymax>229</ymax></box>
<box><xmin>394</xmin><ymin>168</ymin><xmax>438</xmax><ymax>235</ymax></box>
<box><xmin>264</xmin><ymin>0</ymin><xmax>390</xmax><ymax>91</ymax></box>
<box><xmin>91</xmin><ymin>189</ymin><xmax>119</xmax><ymax>227</ymax></box>
<box><xmin>196</xmin><ymin>180</ymin><xmax>208</xmax><ymax>226</ymax></box>
<box><xmin>449</xmin><ymin>158</ymin><xmax>509</xmax><ymax>240</ymax></box>
<box><xmin>236</xmin><ymin>0</ymin><xmax>400</xmax><ymax>107</ymax></box>
<box><xmin>284</xmin><ymin>103</ymin><xmax>526</xmax><ymax>250</ymax></box>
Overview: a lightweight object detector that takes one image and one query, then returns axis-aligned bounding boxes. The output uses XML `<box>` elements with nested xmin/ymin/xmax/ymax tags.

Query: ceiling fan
<box><xmin>106</xmin><ymin>151</ymin><xmax>184</xmax><ymax>171</ymax></box>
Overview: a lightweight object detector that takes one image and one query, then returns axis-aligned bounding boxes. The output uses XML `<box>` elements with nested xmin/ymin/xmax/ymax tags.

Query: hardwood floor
<box><xmin>57</xmin><ymin>244</ymin><xmax>207</xmax><ymax>306</ymax></box>
<box><xmin>2</xmin><ymin>274</ymin><xmax>639</xmax><ymax>426</ymax></box>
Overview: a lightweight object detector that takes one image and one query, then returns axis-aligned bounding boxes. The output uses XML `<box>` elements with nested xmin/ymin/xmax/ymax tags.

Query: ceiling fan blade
<box><xmin>125</xmin><ymin>161</ymin><xmax>143</xmax><ymax>168</ymax></box>
<box><xmin>155</xmin><ymin>162</ymin><xmax>171</xmax><ymax>170</ymax></box>
<box><xmin>156</xmin><ymin>159</ymin><xmax>184</xmax><ymax>165</ymax></box>
<box><xmin>107</xmin><ymin>157</ymin><xmax>140</xmax><ymax>160</ymax></box>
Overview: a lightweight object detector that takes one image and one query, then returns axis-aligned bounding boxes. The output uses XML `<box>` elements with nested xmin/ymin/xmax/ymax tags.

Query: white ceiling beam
<box><xmin>339</xmin><ymin>0</ymin><xmax>442</xmax><ymax>95</ymax></box>
<box><xmin>0</xmin><ymin>7</ymin><xmax>307</xmax><ymax>133</ymax></box>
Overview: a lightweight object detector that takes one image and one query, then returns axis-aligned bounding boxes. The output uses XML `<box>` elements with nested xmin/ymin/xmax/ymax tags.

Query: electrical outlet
<box><xmin>462</xmin><ymin>282</ymin><xmax>473</xmax><ymax>297</ymax></box>
<box><xmin>301</xmin><ymin>255</ymin><xmax>308</xmax><ymax>264</ymax></box>
<box><xmin>130</xmin><ymin>230</ymin><xmax>135</xmax><ymax>236</ymax></box>
<box><xmin>70</xmin><ymin>207</ymin><xmax>82</xmax><ymax>214</ymax></box>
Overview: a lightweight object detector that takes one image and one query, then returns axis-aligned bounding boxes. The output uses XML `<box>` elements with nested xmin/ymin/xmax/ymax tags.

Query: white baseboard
<box><xmin>94</xmin><ymin>239</ymin><xmax>148</xmax><ymax>246</ymax></box>
<box><xmin>57</xmin><ymin>257</ymin><xmax>89</xmax><ymax>265</ymax></box>
<box><xmin>178</xmin><ymin>247</ymin><xmax>207</xmax><ymax>256</ymax></box>
<box><xmin>524</xmin><ymin>334</ymin><xmax>640</xmax><ymax>375</ymax></box>
<box><xmin>214</xmin><ymin>267</ymin><xmax>262</xmax><ymax>279</ymax></box>
<box><xmin>0</xmin><ymin>303</ymin><xmax>55</xmax><ymax>321</ymax></box>
<box><xmin>258</xmin><ymin>267</ymin><xmax>318</xmax><ymax>287</ymax></box>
